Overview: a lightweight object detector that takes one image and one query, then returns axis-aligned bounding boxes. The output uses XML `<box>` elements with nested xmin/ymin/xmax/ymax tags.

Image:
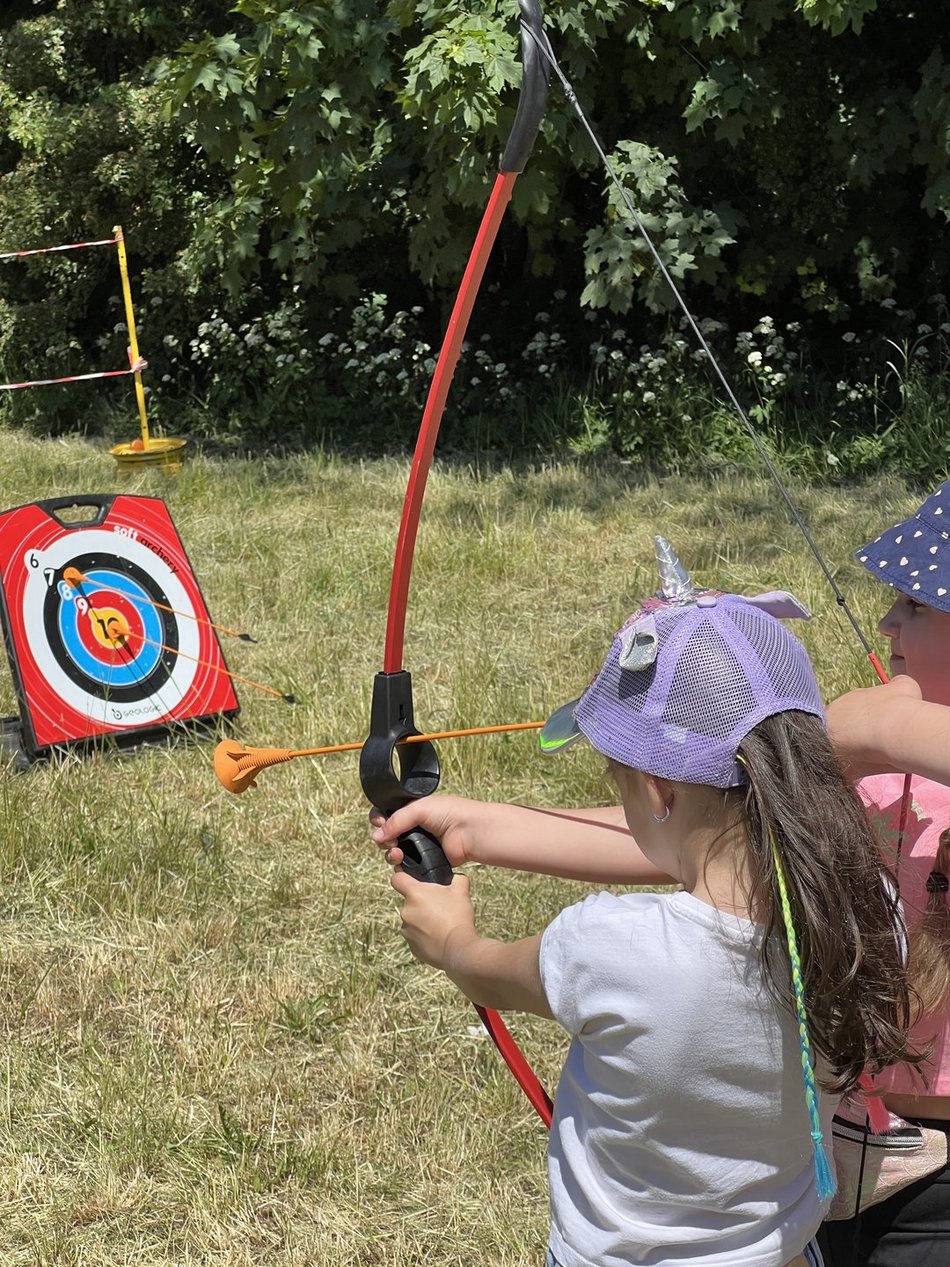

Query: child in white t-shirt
<box><xmin>385</xmin><ymin>540</ymin><xmax>919</xmax><ymax>1267</ymax></box>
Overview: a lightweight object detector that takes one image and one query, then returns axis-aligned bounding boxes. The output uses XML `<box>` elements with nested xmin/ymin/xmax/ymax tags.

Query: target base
<box><xmin>0</xmin><ymin>710</ymin><xmax>235</xmax><ymax>769</ymax></box>
<box><xmin>110</xmin><ymin>437</ymin><xmax>187</xmax><ymax>473</ymax></box>
<box><xmin>0</xmin><ymin>716</ymin><xmax>31</xmax><ymax>771</ymax></box>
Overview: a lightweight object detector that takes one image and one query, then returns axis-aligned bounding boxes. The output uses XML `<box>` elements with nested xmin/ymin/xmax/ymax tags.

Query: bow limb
<box><xmin>361</xmin><ymin>0</ymin><xmax>553</xmax><ymax>1128</ymax></box>
<box><xmin>384</xmin><ymin>0</ymin><xmax>549</xmax><ymax>672</ymax></box>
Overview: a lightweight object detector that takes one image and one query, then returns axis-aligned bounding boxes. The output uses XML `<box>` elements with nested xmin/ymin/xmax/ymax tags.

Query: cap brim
<box><xmin>539</xmin><ymin>697</ymin><xmax>586</xmax><ymax>754</ymax></box>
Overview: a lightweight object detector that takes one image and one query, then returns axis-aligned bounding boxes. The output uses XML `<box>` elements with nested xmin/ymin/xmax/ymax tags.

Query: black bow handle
<box><xmin>359</xmin><ymin>670</ymin><xmax>453</xmax><ymax>885</ymax></box>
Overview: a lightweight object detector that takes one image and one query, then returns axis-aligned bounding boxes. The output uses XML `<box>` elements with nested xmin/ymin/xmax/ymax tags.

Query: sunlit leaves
<box><xmin>796</xmin><ymin>0</ymin><xmax>879</xmax><ymax>36</ymax></box>
<box><xmin>581</xmin><ymin>142</ymin><xmax>737</xmax><ymax>313</ymax></box>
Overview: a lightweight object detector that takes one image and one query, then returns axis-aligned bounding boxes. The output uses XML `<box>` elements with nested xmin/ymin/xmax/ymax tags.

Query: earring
<box><xmin>653</xmin><ymin>805</ymin><xmax>670</xmax><ymax>824</ymax></box>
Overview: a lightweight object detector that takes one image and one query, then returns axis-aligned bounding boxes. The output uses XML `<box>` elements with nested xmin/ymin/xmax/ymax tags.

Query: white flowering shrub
<box><xmin>572</xmin><ymin>293</ymin><xmax>950</xmax><ymax>478</ymax></box>
<box><xmin>67</xmin><ymin>283</ymin><xmax>948</xmax><ymax>479</ymax></box>
<box><xmin>142</xmin><ymin>290</ymin><xmax>316</xmax><ymax>439</ymax></box>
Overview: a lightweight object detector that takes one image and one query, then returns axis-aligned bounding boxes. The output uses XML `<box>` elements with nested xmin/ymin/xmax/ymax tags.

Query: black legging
<box><xmin>819</xmin><ymin>1118</ymin><xmax>950</xmax><ymax>1267</ymax></box>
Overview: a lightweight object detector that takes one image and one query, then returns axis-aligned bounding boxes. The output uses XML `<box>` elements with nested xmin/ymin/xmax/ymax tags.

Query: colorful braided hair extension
<box><xmin>737</xmin><ymin>755</ymin><xmax>836</xmax><ymax>1202</ymax></box>
<box><xmin>769</xmin><ymin>827</ymin><xmax>836</xmax><ymax>1201</ymax></box>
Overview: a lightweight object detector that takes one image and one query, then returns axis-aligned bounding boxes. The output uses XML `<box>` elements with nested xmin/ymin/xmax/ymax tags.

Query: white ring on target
<box><xmin>23</xmin><ymin>529</ymin><xmax>201</xmax><ymax>728</ymax></box>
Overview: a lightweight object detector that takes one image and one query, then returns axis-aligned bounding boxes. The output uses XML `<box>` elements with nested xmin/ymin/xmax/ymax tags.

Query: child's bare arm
<box><xmin>828</xmin><ymin>676</ymin><xmax>950</xmax><ymax>785</ymax></box>
<box><xmin>373</xmin><ymin>795</ymin><xmax>672</xmax><ymax>884</ymax></box>
<box><xmin>391</xmin><ymin>870</ymin><xmax>552</xmax><ymax>1017</ymax></box>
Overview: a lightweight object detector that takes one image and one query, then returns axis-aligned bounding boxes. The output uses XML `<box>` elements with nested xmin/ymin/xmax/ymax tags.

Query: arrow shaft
<box><xmin>108</xmin><ymin>623</ymin><xmax>283</xmax><ymax>700</ymax></box>
<box><xmin>237</xmin><ymin>721</ymin><xmax>545</xmax><ymax>768</ymax></box>
<box><xmin>64</xmin><ymin>568</ymin><xmax>253</xmax><ymax>642</ymax></box>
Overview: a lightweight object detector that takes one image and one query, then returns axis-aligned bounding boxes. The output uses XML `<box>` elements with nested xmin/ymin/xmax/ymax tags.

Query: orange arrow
<box><xmin>63</xmin><ymin>567</ymin><xmax>256</xmax><ymax>642</ymax></box>
<box><xmin>214</xmin><ymin>721</ymin><xmax>544</xmax><ymax>794</ymax></box>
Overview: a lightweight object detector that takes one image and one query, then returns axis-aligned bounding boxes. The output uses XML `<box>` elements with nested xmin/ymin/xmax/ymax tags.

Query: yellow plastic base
<box><xmin>109</xmin><ymin>437</ymin><xmax>187</xmax><ymax>473</ymax></box>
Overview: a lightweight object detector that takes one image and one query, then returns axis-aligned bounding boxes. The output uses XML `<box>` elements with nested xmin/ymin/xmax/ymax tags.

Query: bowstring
<box><xmin>523</xmin><ymin>20</ymin><xmax>916</xmax><ymax>1170</ymax></box>
<box><xmin>521</xmin><ymin>19</ymin><xmax>878</xmax><ymax>660</ymax></box>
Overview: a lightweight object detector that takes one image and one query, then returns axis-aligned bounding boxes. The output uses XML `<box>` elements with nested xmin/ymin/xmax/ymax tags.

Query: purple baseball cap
<box><xmin>855</xmin><ymin>482</ymin><xmax>950</xmax><ymax>612</ymax></box>
<box><xmin>540</xmin><ymin>539</ymin><xmax>825</xmax><ymax>788</ymax></box>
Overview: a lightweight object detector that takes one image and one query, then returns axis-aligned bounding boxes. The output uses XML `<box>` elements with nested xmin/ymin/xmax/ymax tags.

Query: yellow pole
<box><xmin>113</xmin><ymin>224</ymin><xmax>150</xmax><ymax>448</ymax></box>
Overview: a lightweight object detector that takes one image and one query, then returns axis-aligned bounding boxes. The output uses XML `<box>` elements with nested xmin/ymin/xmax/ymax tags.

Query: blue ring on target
<box><xmin>58</xmin><ymin>567</ymin><xmax>165</xmax><ymax>687</ymax></box>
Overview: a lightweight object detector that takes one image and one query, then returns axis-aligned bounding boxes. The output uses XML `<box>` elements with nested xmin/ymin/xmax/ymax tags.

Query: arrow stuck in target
<box><xmin>63</xmin><ymin>568</ymin><xmax>257</xmax><ymax>641</ymax></box>
<box><xmin>62</xmin><ymin>567</ymin><xmax>293</xmax><ymax>703</ymax></box>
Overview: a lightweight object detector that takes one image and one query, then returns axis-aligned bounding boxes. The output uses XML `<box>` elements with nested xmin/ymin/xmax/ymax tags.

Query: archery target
<box><xmin>0</xmin><ymin>495</ymin><xmax>239</xmax><ymax>756</ymax></box>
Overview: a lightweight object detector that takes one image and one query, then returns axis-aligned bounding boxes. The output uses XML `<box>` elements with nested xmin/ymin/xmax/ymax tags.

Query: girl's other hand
<box><xmin>389</xmin><ymin>869</ymin><xmax>549</xmax><ymax>1016</ymax></box>
<box><xmin>390</xmin><ymin>868</ymin><xmax>476</xmax><ymax>969</ymax></box>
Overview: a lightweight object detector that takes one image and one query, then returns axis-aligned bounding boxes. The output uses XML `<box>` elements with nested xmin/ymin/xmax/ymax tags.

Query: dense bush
<box><xmin>0</xmin><ymin>0</ymin><xmax>947</xmax><ymax>477</ymax></box>
<box><xmin>159</xmin><ymin>0</ymin><xmax>950</xmax><ymax>320</ymax></box>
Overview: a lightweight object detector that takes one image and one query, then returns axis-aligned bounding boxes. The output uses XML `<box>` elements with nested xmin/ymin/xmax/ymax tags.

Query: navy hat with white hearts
<box><xmin>856</xmin><ymin>482</ymin><xmax>950</xmax><ymax>611</ymax></box>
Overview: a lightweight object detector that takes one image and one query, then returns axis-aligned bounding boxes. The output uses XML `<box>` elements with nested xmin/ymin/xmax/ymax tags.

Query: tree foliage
<box><xmin>0</xmin><ymin>0</ymin><xmax>947</xmax><ymax>438</ymax></box>
<box><xmin>159</xmin><ymin>0</ymin><xmax>950</xmax><ymax>319</ymax></box>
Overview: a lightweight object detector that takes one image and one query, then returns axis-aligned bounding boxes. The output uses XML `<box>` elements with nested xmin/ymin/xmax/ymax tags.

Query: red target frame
<box><xmin>0</xmin><ymin>494</ymin><xmax>239</xmax><ymax>759</ymax></box>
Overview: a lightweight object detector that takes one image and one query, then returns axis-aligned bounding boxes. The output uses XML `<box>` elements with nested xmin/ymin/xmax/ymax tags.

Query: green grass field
<box><xmin>0</xmin><ymin>430</ymin><xmax>925</xmax><ymax>1264</ymax></box>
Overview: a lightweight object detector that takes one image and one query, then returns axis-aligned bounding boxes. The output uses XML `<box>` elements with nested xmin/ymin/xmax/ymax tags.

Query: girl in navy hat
<box><xmin>379</xmin><ymin>541</ymin><xmax>920</xmax><ymax>1267</ymax></box>
<box><xmin>818</xmin><ymin>484</ymin><xmax>950</xmax><ymax>1267</ymax></box>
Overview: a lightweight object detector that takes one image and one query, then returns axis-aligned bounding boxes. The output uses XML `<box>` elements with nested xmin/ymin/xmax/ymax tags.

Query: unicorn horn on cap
<box><xmin>618</xmin><ymin>536</ymin><xmax>700</xmax><ymax>671</ymax></box>
<box><xmin>655</xmin><ymin>535</ymin><xmax>699</xmax><ymax>603</ymax></box>
<box><xmin>653</xmin><ymin>536</ymin><xmax>812</xmax><ymax>620</ymax></box>
<box><xmin>619</xmin><ymin>538</ymin><xmax>714</xmax><ymax>670</ymax></box>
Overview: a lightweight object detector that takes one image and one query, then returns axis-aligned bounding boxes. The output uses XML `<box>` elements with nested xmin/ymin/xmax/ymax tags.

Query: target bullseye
<box><xmin>93</xmin><ymin>608</ymin><xmax>127</xmax><ymax>646</ymax></box>
<box><xmin>104</xmin><ymin>613</ymin><xmax>129</xmax><ymax>643</ymax></box>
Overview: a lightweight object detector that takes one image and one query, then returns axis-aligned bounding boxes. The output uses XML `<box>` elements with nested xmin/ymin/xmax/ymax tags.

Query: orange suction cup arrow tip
<box><xmin>214</xmin><ymin>739</ymin><xmax>295</xmax><ymax>794</ymax></box>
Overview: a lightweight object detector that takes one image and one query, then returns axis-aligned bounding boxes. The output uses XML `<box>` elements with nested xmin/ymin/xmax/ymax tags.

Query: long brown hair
<box><xmin>734</xmin><ymin>711</ymin><xmax>923</xmax><ymax>1095</ymax></box>
<box><xmin>908</xmin><ymin>829</ymin><xmax>950</xmax><ymax>1018</ymax></box>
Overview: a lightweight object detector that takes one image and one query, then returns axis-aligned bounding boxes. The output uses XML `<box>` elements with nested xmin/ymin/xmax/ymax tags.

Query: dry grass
<box><xmin>0</xmin><ymin>429</ymin><xmax>924</xmax><ymax>1263</ymax></box>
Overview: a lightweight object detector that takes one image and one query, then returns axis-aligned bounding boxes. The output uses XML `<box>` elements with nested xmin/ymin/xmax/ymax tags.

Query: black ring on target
<box><xmin>45</xmin><ymin>552</ymin><xmax>180</xmax><ymax>703</ymax></box>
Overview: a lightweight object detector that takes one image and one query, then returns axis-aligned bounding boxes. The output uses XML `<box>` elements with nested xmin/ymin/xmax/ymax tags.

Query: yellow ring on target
<box><xmin>87</xmin><ymin>607</ymin><xmax>130</xmax><ymax>648</ymax></box>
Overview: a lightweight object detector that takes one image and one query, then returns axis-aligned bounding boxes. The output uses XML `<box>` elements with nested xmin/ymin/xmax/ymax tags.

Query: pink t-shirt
<box><xmin>859</xmin><ymin>773</ymin><xmax>950</xmax><ymax>1096</ymax></box>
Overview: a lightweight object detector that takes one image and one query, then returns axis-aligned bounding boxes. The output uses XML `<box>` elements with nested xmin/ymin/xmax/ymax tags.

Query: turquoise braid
<box><xmin>769</xmin><ymin>827</ymin><xmax>836</xmax><ymax>1202</ymax></box>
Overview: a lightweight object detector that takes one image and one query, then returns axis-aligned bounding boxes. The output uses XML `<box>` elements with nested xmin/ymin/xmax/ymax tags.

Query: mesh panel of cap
<box><xmin>574</xmin><ymin>597</ymin><xmax>824</xmax><ymax>787</ymax></box>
